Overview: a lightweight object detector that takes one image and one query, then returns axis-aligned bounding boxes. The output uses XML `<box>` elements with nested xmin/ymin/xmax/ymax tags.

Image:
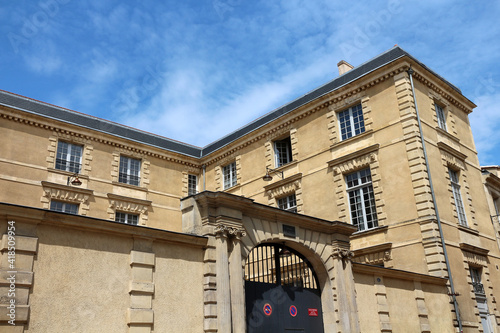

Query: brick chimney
<box><xmin>337</xmin><ymin>60</ymin><xmax>354</xmax><ymax>75</ymax></box>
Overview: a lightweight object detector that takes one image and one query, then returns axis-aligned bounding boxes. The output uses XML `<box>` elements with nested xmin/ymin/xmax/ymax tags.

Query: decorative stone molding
<box><xmin>352</xmin><ymin>243</ymin><xmax>392</xmax><ymax>267</ymax></box>
<box><xmin>214</xmin><ymin>224</ymin><xmax>246</xmax><ymax>239</ymax></box>
<box><xmin>438</xmin><ymin>142</ymin><xmax>467</xmax><ymax>170</ymax></box>
<box><xmin>264</xmin><ymin>173</ymin><xmax>303</xmax><ymax>211</ymax></box>
<box><xmin>107</xmin><ymin>193</ymin><xmax>152</xmax><ymax>226</ymax></box>
<box><xmin>41</xmin><ymin>181</ymin><xmax>93</xmax><ymax>215</ymax></box>
<box><xmin>264</xmin><ymin>128</ymin><xmax>299</xmax><ymax>170</ymax></box>
<box><xmin>332</xmin><ymin>247</ymin><xmax>354</xmax><ymax>261</ymax></box>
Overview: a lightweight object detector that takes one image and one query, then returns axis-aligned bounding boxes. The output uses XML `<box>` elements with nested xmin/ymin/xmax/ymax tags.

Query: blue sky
<box><xmin>1</xmin><ymin>1</ymin><xmax>499</xmax><ymax>165</ymax></box>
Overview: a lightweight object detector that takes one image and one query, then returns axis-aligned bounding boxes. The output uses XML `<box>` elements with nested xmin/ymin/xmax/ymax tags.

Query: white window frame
<box><xmin>449</xmin><ymin>168</ymin><xmax>467</xmax><ymax>226</ymax></box>
<box><xmin>435</xmin><ymin>103</ymin><xmax>447</xmax><ymax>131</ymax></box>
<box><xmin>55</xmin><ymin>141</ymin><xmax>83</xmax><ymax>174</ymax></box>
<box><xmin>119</xmin><ymin>156</ymin><xmax>141</xmax><ymax>186</ymax></box>
<box><xmin>338</xmin><ymin>103</ymin><xmax>365</xmax><ymax>141</ymax></box>
<box><xmin>346</xmin><ymin>168</ymin><xmax>378</xmax><ymax>231</ymax></box>
<box><xmin>278</xmin><ymin>194</ymin><xmax>297</xmax><ymax>213</ymax></box>
<box><xmin>223</xmin><ymin>162</ymin><xmax>237</xmax><ymax>189</ymax></box>
<box><xmin>274</xmin><ymin>137</ymin><xmax>292</xmax><ymax>167</ymax></box>
<box><xmin>115</xmin><ymin>212</ymin><xmax>139</xmax><ymax>225</ymax></box>
<box><xmin>188</xmin><ymin>174</ymin><xmax>198</xmax><ymax>195</ymax></box>
<box><xmin>50</xmin><ymin>200</ymin><xmax>79</xmax><ymax>214</ymax></box>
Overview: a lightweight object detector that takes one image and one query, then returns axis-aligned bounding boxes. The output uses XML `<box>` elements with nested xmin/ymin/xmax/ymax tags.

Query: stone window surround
<box><xmin>428</xmin><ymin>91</ymin><xmax>458</xmax><ymax>137</ymax></box>
<box><xmin>47</xmin><ymin>134</ymin><xmax>93</xmax><ymax>176</ymax></box>
<box><xmin>264</xmin><ymin>173</ymin><xmax>303</xmax><ymax>212</ymax></box>
<box><xmin>437</xmin><ymin>142</ymin><xmax>476</xmax><ymax>228</ymax></box>
<box><xmin>327</xmin><ymin>94</ymin><xmax>372</xmax><ymax>146</ymax></box>
<box><xmin>215</xmin><ymin>155</ymin><xmax>241</xmax><ymax>191</ymax></box>
<box><xmin>265</xmin><ymin>127</ymin><xmax>298</xmax><ymax>170</ymax></box>
<box><xmin>41</xmin><ymin>181</ymin><xmax>94</xmax><ymax>216</ymax></box>
<box><xmin>328</xmin><ymin>144</ymin><xmax>386</xmax><ymax>227</ymax></box>
<box><xmin>111</xmin><ymin>150</ymin><xmax>150</xmax><ymax>189</ymax></box>
<box><xmin>107</xmin><ymin>193</ymin><xmax>152</xmax><ymax>226</ymax></box>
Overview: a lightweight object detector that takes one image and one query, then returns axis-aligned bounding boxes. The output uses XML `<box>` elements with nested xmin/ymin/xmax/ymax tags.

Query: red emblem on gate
<box><xmin>263</xmin><ymin>303</ymin><xmax>272</xmax><ymax>316</ymax></box>
<box><xmin>289</xmin><ymin>305</ymin><xmax>298</xmax><ymax>317</ymax></box>
<box><xmin>308</xmin><ymin>308</ymin><xmax>318</xmax><ymax>317</ymax></box>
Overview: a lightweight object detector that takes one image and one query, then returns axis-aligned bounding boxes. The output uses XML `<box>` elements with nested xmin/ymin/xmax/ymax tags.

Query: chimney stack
<box><xmin>337</xmin><ymin>60</ymin><xmax>354</xmax><ymax>75</ymax></box>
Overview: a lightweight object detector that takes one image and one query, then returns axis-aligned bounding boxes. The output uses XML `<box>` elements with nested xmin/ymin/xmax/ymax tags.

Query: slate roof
<box><xmin>0</xmin><ymin>46</ymin><xmax>465</xmax><ymax>159</ymax></box>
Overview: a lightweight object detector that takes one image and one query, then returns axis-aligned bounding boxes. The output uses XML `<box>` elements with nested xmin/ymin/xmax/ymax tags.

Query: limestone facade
<box><xmin>0</xmin><ymin>46</ymin><xmax>499</xmax><ymax>332</ymax></box>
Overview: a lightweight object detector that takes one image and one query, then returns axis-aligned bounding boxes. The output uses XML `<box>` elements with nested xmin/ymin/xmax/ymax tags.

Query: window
<box><xmin>50</xmin><ymin>200</ymin><xmax>79</xmax><ymax>214</ymax></box>
<box><xmin>278</xmin><ymin>194</ymin><xmax>297</xmax><ymax>213</ymax></box>
<box><xmin>435</xmin><ymin>103</ymin><xmax>447</xmax><ymax>131</ymax></box>
<box><xmin>338</xmin><ymin>103</ymin><xmax>365</xmax><ymax>140</ymax></box>
<box><xmin>223</xmin><ymin>162</ymin><xmax>237</xmax><ymax>189</ymax></box>
<box><xmin>449</xmin><ymin>168</ymin><xmax>467</xmax><ymax>226</ymax></box>
<box><xmin>115</xmin><ymin>212</ymin><xmax>139</xmax><ymax>225</ymax></box>
<box><xmin>346</xmin><ymin>168</ymin><xmax>378</xmax><ymax>231</ymax></box>
<box><xmin>55</xmin><ymin>141</ymin><xmax>83</xmax><ymax>173</ymax></box>
<box><xmin>188</xmin><ymin>174</ymin><xmax>198</xmax><ymax>195</ymax></box>
<box><xmin>470</xmin><ymin>267</ymin><xmax>485</xmax><ymax>294</ymax></box>
<box><xmin>274</xmin><ymin>137</ymin><xmax>292</xmax><ymax>167</ymax></box>
<box><xmin>119</xmin><ymin>156</ymin><xmax>141</xmax><ymax>186</ymax></box>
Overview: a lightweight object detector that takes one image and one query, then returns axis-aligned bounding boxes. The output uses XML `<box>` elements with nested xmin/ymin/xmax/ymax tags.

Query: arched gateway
<box><xmin>181</xmin><ymin>191</ymin><xmax>361</xmax><ymax>333</ymax></box>
<box><xmin>245</xmin><ymin>243</ymin><xmax>324</xmax><ymax>332</ymax></box>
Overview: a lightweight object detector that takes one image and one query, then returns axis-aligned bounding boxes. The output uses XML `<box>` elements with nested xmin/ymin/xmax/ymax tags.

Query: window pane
<box><xmin>338</xmin><ymin>104</ymin><xmax>365</xmax><ymax>141</ymax></box>
<box><xmin>56</xmin><ymin>141</ymin><xmax>82</xmax><ymax>173</ymax></box>
<box><xmin>223</xmin><ymin>162</ymin><xmax>236</xmax><ymax>189</ymax></box>
<box><xmin>188</xmin><ymin>174</ymin><xmax>198</xmax><ymax>195</ymax></box>
<box><xmin>346</xmin><ymin>168</ymin><xmax>378</xmax><ymax>231</ymax></box>
<box><xmin>50</xmin><ymin>200</ymin><xmax>79</xmax><ymax>214</ymax></box>
<box><xmin>275</xmin><ymin>137</ymin><xmax>292</xmax><ymax>167</ymax></box>
<box><xmin>119</xmin><ymin>156</ymin><xmax>141</xmax><ymax>186</ymax></box>
<box><xmin>435</xmin><ymin>104</ymin><xmax>447</xmax><ymax>130</ymax></box>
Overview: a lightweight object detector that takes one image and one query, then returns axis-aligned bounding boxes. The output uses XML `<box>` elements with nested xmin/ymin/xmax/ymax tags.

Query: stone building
<box><xmin>0</xmin><ymin>46</ymin><xmax>499</xmax><ymax>332</ymax></box>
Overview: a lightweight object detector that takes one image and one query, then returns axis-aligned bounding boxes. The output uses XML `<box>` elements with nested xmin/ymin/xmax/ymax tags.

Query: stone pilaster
<box><xmin>229</xmin><ymin>229</ymin><xmax>246</xmax><ymax>333</ymax></box>
<box><xmin>374</xmin><ymin>276</ymin><xmax>392</xmax><ymax>332</ymax></box>
<box><xmin>331</xmin><ymin>245</ymin><xmax>360</xmax><ymax>333</ymax></box>
<box><xmin>413</xmin><ymin>281</ymin><xmax>431</xmax><ymax>333</ymax></box>
<box><xmin>128</xmin><ymin>243</ymin><xmax>155</xmax><ymax>333</ymax></box>
<box><xmin>215</xmin><ymin>225</ymin><xmax>232</xmax><ymax>333</ymax></box>
<box><xmin>0</xmin><ymin>223</ymin><xmax>38</xmax><ymax>332</ymax></box>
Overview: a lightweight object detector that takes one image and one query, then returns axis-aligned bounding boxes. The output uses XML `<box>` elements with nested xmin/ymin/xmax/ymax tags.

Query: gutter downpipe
<box><xmin>407</xmin><ymin>66</ymin><xmax>463</xmax><ymax>332</ymax></box>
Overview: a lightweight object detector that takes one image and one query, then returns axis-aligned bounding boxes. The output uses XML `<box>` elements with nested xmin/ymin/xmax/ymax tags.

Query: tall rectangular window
<box><xmin>278</xmin><ymin>194</ymin><xmax>297</xmax><ymax>213</ymax></box>
<box><xmin>188</xmin><ymin>174</ymin><xmax>198</xmax><ymax>195</ymax></box>
<box><xmin>119</xmin><ymin>156</ymin><xmax>141</xmax><ymax>186</ymax></box>
<box><xmin>449</xmin><ymin>168</ymin><xmax>467</xmax><ymax>226</ymax></box>
<box><xmin>55</xmin><ymin>141</ymin><xmax>83</xmax><ymax>173</ymax></box>
<box><xmin>435</xmin><ymin>103</ymin><xmax>447</xmax><ymax>131</ymax></box>
<box><xmin>223</xmin><ymin>162</ymin><xmax>237</xmax><ymax>189</ymax></box>
<box><xmin>50</xmin><ymin>200</ymin><xmax>79</xmax><ymax>214</ymax></box>
<box><xmin>470</xmin><ymin>267</ymin><xmax>485</xmax><ymax>294</ymax></box>
<box><xmin>338</xmin><ymin>103</ymin><xmax>365</xmax><ymax>140</ymax></box>
<box><xmin>274</xmin><ymin>137</ymin><xmax>292</xmax><ymax>167</ymax></box>
<box><xmin>115</xmin><ymin>212</ymin><xmax>138</xmax><ymax>225</ymax></box>
<box><xmin>346</xmin><ymin>168</ymin><xmax>378</xmax><ymax>231</ymax></box>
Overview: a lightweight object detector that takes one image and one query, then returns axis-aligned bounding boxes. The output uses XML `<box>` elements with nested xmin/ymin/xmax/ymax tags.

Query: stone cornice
<box><xmin>202</xmin><ymin>67</ymin><xmax>408</xmax><ymax>166</ymax></box>
<box><xmin>188</xmin><ymin>191</ymin><xmax>357</xmax><ymax>236</ymax></box>
<box><xmin>412</xmin><ymin>70</ymin><xmax>475</xmax><ymax>114</ymax></box>
<box><xmin>459</xmin><ymin>243</ymin><xmax>489</xmax><ymax>256</ymax></box>
<box><xmin>437</xmin><ymin>142</ymin><xmax>467</xmax><ymax>161</ymax></box>
<box><xmin>107</xmin><ymin>193</ymin><xmax>152</xmax><ymax>207</ymax></box>
<box><xmin>328</xmin><ymin>144</ymin><xmax>380</xmax><ymax>170</ymax></box>
<box><xmin>0</xmin><ymin>202</ymin><xmax>208</xmax><ymax>248</ymax></box>
<box><xmin>352</xmin><ymin>242</ymin><xmax>392</xmax><ymax>257</ymax></box>
<box><xmin>484</xmin><ymin>172</ymin><xmax>500</xmax><ymax>190</ymax></box>
<box><xmin>263</xmin><ymin>173</ymin><xmax>302</xmax><ymax>192</ymax></box>
<box><xmin>352</xmin><ymin>263</ymin><xmax>448</xmax><ymax>286</ymax></box>
<box><xmin>41</xmin><ymin>181</ymin><xmax>94</xmax><ymax>196</ymax></box>
<box><xmin>0</xmin><ymin>108</ymin><xmax>201</xmax><ymax>169</ymax></box>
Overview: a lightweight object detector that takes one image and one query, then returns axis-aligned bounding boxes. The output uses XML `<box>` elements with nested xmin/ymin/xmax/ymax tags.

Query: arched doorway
<box><xmin>245</xmin><ymin>243</ymin><xmax>324</xmax><ymax>332</ymax></box>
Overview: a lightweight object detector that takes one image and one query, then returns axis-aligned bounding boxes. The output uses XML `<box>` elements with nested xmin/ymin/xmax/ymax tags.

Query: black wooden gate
<box><xmin>245</xmin><ymin>244</ymin><xmax>324</xmax><ymax>333</ymax></box>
